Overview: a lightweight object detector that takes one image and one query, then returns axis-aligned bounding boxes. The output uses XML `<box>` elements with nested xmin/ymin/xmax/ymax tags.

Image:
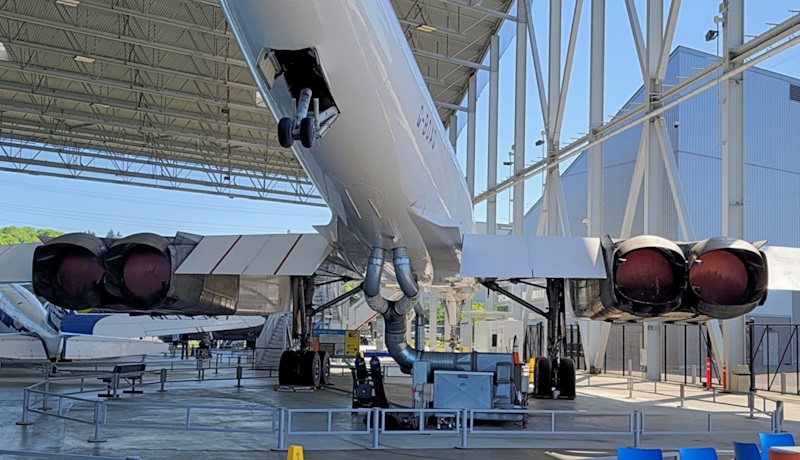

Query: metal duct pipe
<box><xmin>382</xmin><ymin>301</ymin><xmax>471</xmax><ymax>373</ymax></box>
<box><xmin>392</xmin><ymin>247</ymin><xmax>419</xmax><ymax>298</ymax></box>
<box><xmin>364</xmin><ymin>247</ymin><xmax>385</xmax><ymax>298</ymax></box>
<box><xmin>414</xmin><ymin>302</ymin><xmax>425</xmax><ymax>350</ymax></box>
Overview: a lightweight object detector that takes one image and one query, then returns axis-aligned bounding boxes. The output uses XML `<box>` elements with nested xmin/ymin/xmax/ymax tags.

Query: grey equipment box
<box><xmin>433</xmin><ymin>370</ymin><xmax>493</xmax><ymax>410</ymax></box>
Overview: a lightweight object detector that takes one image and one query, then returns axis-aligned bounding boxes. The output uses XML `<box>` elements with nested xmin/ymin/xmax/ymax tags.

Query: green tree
<box><xmin>0</xmin><ymin>226</ymin><xmax>64</xmax><ymax>244</ymax></box>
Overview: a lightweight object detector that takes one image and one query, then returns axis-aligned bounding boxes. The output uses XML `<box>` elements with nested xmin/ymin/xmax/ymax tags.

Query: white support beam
<box><xmin>583</xmin><ymin>0</ymin><xmax>610</xmax><ymax>375</ymax></box>
<box><xmin>436</xmin><ymin>101</ymin><xmax>468</xmax><ymax>112</ymax></box>
<box><xmin>722</xmin><ymin>0</ymin><xmax>746</xmax><ymax>390</ymax></box>
<box><xmin>449</xmin><ymin>115</ymin><xmax>458</xmax><ymax>150</ymax></box>
<box><xmin>554</xmin><ymin>0</ymin><xmax>584</xmax><ymax>137</ymax></box>
<box><xmin>467</xmin><ymin>75</ymin><xmax>477</xmax><ymax>197</ymax></box>
<box><xmin>657</xmin><ymin>0</ymin><xmax>682</xmax><ymax>81</ymax></box>
<box><xmin>438</xmin><ymin>0</ymin><xmax>517</xmax><ymax>22</ymax></box>
<box><xmin>526</xmin><ymin>0</ymin><xmax>549</xmax><ymax>125</ymax></box>
<box><xmin>655</xmin><ymin>117</ymin><xmax>695</xmax><ymax>240</ymax></box>
<box><xmin>487</xmin><ymin>35</ymin><xmax>500</xmax><ymax>235</ymax></box>
<box><xmin>621</xmin><ymin>127</ymin><xmax>648</xmax><ymax>239</ymax></box>
<box><xmin>547</xmin><ymin>0</ymin><xmax>562</xmax><ymax>135</ymax></box>
<box><xmin>513</xmin><ymin>0</ymin><xmax>528</xmax><ymax>236</ymax></box>
<box><xmin>412</xmin><ymin>49</ymin><xmax>491</xmax><ymax>71</ymax></box>
<box><xmin>624</xmin><ymin>0</ymin><xmax>648</xmax><ymax>83</ymax></box>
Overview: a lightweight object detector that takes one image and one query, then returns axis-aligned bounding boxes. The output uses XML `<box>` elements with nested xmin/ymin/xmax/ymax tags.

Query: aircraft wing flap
<box><xmin>175</xmin><ymin>233</ymin><xmax>329</xmax><ymax>276</ymax></box>
<box><xmin>460</xmin><ymin>235</ymin><xmax>607</xmax><ymax>279</ymax></box>
<box><xmin>61</xmin><ymin>314</ymin><xmax>266</xmax><ymax>338</ymax></box>
<box><xmin>0</xmin><ymin>334</ymin><xmax>48</xmax><ymax>360</ymax></box>
<box><xmin>764</xmin><ymin>245</ymin><xmax>800</xmax><ymax>291</ymax></box>
<box><xmin>63</xmin><ymin>335</ymin><xmax>168</xmax><ymax>360</ymax></box>
<box><xmin>0</xmin><ymin>243</ymin><xmax>41</xmax><ymax>284</ymax></box>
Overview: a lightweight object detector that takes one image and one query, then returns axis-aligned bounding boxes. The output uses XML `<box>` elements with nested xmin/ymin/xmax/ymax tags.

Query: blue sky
<box><xmin>1</xmin><ymin>0</ymin><xmax>799</xmax><ymax>237</ymax></box>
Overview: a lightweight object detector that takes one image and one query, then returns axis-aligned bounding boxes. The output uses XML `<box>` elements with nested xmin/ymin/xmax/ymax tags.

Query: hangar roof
<box><xmin>0</xmin><ymin>0</ymin><xmax>511</xmax><ymax>205</ymax></box>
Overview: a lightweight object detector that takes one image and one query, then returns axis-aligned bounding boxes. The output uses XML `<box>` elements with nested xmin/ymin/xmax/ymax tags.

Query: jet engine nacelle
<box><xmin>31</xmin><ymin>232</ymin><xmax>249</xmax><ymax>315</ymax></box>
<box><xmin>32</xmin><ymin>233</ymin><xmax>107</xmax><ymax>310</ymax></box>
<box><xmin>570</xmin><ymin>235</ymin><xmax>768</xmax><ymax>322</ymax></box>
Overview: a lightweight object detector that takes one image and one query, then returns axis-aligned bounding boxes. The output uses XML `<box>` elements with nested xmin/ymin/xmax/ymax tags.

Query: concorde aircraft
<box><xmin>3</xmin><ymin>0</ymin><xmax>800</xmax><ymax>392</ymax></box>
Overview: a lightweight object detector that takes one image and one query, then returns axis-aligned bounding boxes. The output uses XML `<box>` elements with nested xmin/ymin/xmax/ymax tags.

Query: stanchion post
<box><xmin>748</xmin><ymin>391</ymin><xmax>755</xmax><ymax>419</ymax></box>
<box><xmin>458</xmin><ymin>409</ymin><xmax>469</xmax><ymax>449</ymax></box>
<box><xmin>780</xmin><ymin>373</ymin><xmax>786</xmax><ymax>394</ymax></box>
<box><xmin>236</xmin><ymin>366</ymin><xmax>243</xmax><ymax>388</ymax></box>
<box><xmin>88</xmin><ymin>401</ymin><xmax>107</xmax><ymax>443</ymax></box>
<box><xmin>691</xmin><ymin>364</ymin><xmax>697</xmax><ymax>384</ymax></box>
<box><xmin>159</xmin><ymin>368</ymin><xmax>167</xmax><ymax>392</ymax></box>
<box><xmin>16</xmin><ymin>389</ymin><xmax>32</xmax><ymax>425</ymax></box>
<box><xmin>277</xmin><ymin>408</ymin><xmax>286</xmax><ymax>450</ymax></box>
<box><xmin>369</xmin><ymin>407</ymin><xmax>381</xmax><ymax>449</ymax></box>
<box><xmin>628</xmin><ymin>378</ymin><xmax>633</xmax><ymax>399</ymax></box>
<box><xmin>775</xmin><ymin>401</ymin><xmax>784</xmax><ymax>432</ymax></box>
<box><xmin>679</xmin><ymin>384</ymin><xmax>685</xmax><ymax>407</ymax></box>
<box><xmin>633</xmin><ymin>411</ymin><xmax>641</xmax><ymax>447</ymax></box>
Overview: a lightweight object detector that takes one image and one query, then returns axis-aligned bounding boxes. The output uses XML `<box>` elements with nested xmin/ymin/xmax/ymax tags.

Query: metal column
<box><xmin>722</xmin><ymin>0</ymin><xmax>746</xmax><ymax>387</ymax></box>
<box><xmin>644</xmin><ymin>0</ymin><xmax>665</xmax><ymax>382</ymax></box>
<box><xmin>582</xmin><ymin>0</ymin><xmax>611</xmax><ymax>374</ymax></box>
<box><xmin>513</xmin><ymin>0</ymin><xmax>527</xmax><ymax>236</ymax></box>
<box><xmin>487</xmin><ymin>35</ymin><xmax>500</xmax><ymax>235</ymax></box>
<box><xmin>429</xmin><ymin>293</ymin><xmax>438</xmax><ymax>350</ymax></box>
<box><xmin>449</xmin><ymin>115</ymin><xmax>458</xmax><ymax>151</ymax></box>
<box><xmin>467</xmin><ymin>75</ymin><xmax>477</xmax><ymax>197</ymax></box>
<box><xmin>544</xmin><ymin>0</ymin><xmax>562</xmax><ymax>236</ymax></box>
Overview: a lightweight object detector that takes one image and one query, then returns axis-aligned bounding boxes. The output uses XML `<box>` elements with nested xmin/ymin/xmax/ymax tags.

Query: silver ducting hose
<box><xmin>414</xmin><ymin>302</ymin><xmax>425</xmax><ymax>350</ymax></box>
<box><xmin>394</xmin><ymin>291</ymin><xmax>420</xmax><ymax>316</ymax></box>
<box><xmin>364</xmin><ymin>247</ymin><xmax>389</xmax><ymax>314</ymax></box>
<box><xmin>392</xmin><ymin>247</ymin><xmax>419</xmax><ymax>298</ymax></box>
<box><xmin>364</xmin><ymin>247</ymin><xmax>385</xmax><ymax>298</ymax></box>
<box><xmin>382</xmin><ymin>301</ymin><xmax>471</xmax><ymax>373</ymax></box>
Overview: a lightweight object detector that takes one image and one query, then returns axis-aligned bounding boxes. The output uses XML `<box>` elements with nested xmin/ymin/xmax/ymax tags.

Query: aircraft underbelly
<box><xmin>221</xmin><ymin>0</ymin><xmax>475</xmax><ymax>286</ymax></box>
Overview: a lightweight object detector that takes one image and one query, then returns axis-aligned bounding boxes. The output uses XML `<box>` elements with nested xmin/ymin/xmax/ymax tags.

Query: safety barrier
<box><xmin>15</xmin><ymin>371</ymin><xmax>786</xmax><ymax>450</ymax></box>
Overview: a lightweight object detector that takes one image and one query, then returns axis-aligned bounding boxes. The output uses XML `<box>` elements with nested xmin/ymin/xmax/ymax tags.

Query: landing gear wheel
<box><xmin>318</xmin><ymin>350</ymin><xmax>331</xmax><ymax>385</ymax></box>
<box><xmin>278</xmin><ymin>350</ymin><xmax>299</xmax><ymax>386</ymax></box>
<box><xmin>556</xmin><ymin>358</ymin><xmax>576</xmax><ymax>399</ymax></box>
<box><xmin>278</xmin><ymin>117</ymin><xmax>294</xmax><ymax>148</ymax></box>
<box><xmin>533</xmin><ymin>356</ymin><xmax>552</xmax><ymax>399</ymax></box>
<box><xmin>299</xmin><ymin>116</ymin><xmax>315</xmax><ymax>148</ymax></box>
<box><xmin>299</xmin><ymin>350</ymin><xmax>322</xmax><ymax>387</ymax></box>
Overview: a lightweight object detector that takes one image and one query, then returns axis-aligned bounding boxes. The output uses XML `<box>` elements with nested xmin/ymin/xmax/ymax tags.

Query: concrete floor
<box><xmin>0</xmin><ymin>360</ymin><xmax>797</xmax><ymax>459</ymax></box>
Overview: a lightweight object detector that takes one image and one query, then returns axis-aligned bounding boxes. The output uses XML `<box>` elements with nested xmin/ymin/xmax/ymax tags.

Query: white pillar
<box><xmin>487</xmin><ymin>35</ymin><xmax>500</xmax><ymax>235</ymax></box>
<box><xmin>513</xmin><ymin>0</ymin><xmax>527</xmax><ymax>236</ymax></box>
<box><xmin>582</xmin><ymin>0</ymin><xmax>610</xmax><ymax>375</ymax></box>
<box><xmin>722</xmin><ymin>0</ymin><xmax>746</xmax><ymax>387</ymax></box>
<box><xmin>466</xmin><ymin>75</ymin><xmax>477</xmax><ymax>197</ymax></box>
<box><xmin>545</xmin><ymin>0</ymin><xmax>562</xmax><ymax>236</ymax></box>
<box><xmin>644</xmin><ymin>0</ymin><xmax>664</xmax><ymax>382</ymax></box>
<box><xmin>428</xmin><ymin>293</ymin><xmax>438</xmax><ymax>351</ymax></box>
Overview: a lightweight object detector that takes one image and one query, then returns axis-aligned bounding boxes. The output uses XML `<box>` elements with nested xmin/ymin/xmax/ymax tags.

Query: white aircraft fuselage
<box><xmin>221</xmin><ymin>0</ymin><xmax>476</xmax><ymax>292</ymax></box>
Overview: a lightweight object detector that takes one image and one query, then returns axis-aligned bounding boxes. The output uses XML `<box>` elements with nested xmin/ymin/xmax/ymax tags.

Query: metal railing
<box><xmin>15</xmin><ymin>371</ymin><xmax>787</xmax><ymax>452</ymax></box>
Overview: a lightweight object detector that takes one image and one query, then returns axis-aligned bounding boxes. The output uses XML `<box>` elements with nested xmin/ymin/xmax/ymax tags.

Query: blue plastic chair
<box><xmin>759</xmin><ymin>433</ymin><xmax>795</xmax><ymax>460</ymax></box>
<box><xmin>618</xmin><ymin>447</ymin><xmax>662</xmax><ymax>460</ymax></box>
<box><xmin>679</xmin><ymin>447</ymin><xmax>718</xmax><ymax>460</ymax></box>
<box><xmin>732</xmin><ymin>441</ymin><xmax>761</xmax><ymax>460</ymax></box>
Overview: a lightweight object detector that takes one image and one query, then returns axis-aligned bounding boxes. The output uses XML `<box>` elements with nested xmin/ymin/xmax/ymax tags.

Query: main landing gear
<box><xmin>277</xmin><ymin>277</ymin><xmax>362</xmax><ymax>388</ymax></box>
<box><xmin>482</xmin><ymin>278</ymin><xmax>576</xmax><ymax>400</ymax></box>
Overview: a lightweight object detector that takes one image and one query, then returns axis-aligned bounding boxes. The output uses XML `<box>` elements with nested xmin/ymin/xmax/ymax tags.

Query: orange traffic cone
<box><xmin>512</xmin><ymin>335</ymin><xmax>521</xmax><ymax>365</ymax></box>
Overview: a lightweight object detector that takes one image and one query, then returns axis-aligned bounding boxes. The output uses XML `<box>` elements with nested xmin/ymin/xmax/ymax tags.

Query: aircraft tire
<box><xmin>299</xmin><ymin>350</ymin><xmax>322</xmax><ymax>387</ymax></box>
<box><xmin>533</xmin><ymin>356</ymin><xmax>553</xmax><ymax>398</ymax></box>
<box><xmin>318</xmin><ymin>350</ymin><xmax>331</xmax><ymax>385</ymax></box>
<box><xmin>278</xmin><ymin>350</ymin><xmax>299</xmax><ymax>386</ymax></box>
<box><xmin>299</xmin><ymin>117</ymin><xmax>315</xmax><ymax>148</ymax></box>
<box><xmin>278</xmin><ymin>117</ymin><xmax>294</xmax><ymax>148</ymax></box>
<box><xmin>556</xmin><ymin>358</ymin><xmax>576</xmax><ymax>399</ymax></box>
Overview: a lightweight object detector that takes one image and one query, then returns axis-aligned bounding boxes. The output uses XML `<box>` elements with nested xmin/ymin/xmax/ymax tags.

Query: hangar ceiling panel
<box><xmin>0</xmin><ymin>0</ymin><xmax>510</xmax><ymax>204</ymax></box>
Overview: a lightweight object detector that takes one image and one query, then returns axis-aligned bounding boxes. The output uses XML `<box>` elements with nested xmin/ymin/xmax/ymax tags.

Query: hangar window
<box><xmin>790</xmin><ymin>84</ymin><xmax>800</xmax><ymax>102</ymax></box>
<box><xmin>255</xmin><ymin>91</ymin><xmax>266</xmax><ymax>108</ymax></box>
<box><xmin>0</xmin><ymin>43</ymin><xmax>9</xmax><ymax>62</ymax></box>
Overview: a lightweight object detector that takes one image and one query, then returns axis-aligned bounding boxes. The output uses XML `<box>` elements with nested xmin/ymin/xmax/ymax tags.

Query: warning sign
<box><xmin>317</xmin><ymin>329</ymin><xmax>360</xmax><ymax>357</ymax></box>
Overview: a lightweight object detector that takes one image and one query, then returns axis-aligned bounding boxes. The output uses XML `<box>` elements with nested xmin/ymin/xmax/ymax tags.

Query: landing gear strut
<box><xmin>278</xmin><ymin>87</ymin><xmax>317</xmax><ymax>149</ymax></box>
<box><xmin>482</xmin><ymin>278</ymin><xmax>576</xmax><ymax>400</ymax></box>
<box><xmin>278</xmin><ymin>277</ymin><xmax>362</xmax><ymax>388</ymax></box>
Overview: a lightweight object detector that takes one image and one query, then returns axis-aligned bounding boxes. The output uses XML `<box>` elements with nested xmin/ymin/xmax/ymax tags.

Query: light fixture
<box><xmin>705</xmin><ymin>30</ymin><xmax>719</xmax><ymax>41</ymax></box>
<box><xmin>0</xmin><ymin>43</ymin><xmax>8</xmax><ymax>62</ymax></box>
<box><xmin>91</xmin><ymin>103</ymin><xmax>110</xmax><ymax>109</ymax></box>
<box><xmin>73</xmin><ymin>55</ymin><xmax>95</xmax><ymax>63</ymax></box>
<box><xmin>534</xmin><ymin>139</ymin><xmax>545</xmax><ymax>146</ymax></box>
<box><xmin>56</xmin><ymin>0</ymin><xmax>80</xmax><ymax>6</ymax></box>
<box><xmin>416</xmin><ymin>24</ymin><xmax>437</xmax><ymax>33</ymax></box>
